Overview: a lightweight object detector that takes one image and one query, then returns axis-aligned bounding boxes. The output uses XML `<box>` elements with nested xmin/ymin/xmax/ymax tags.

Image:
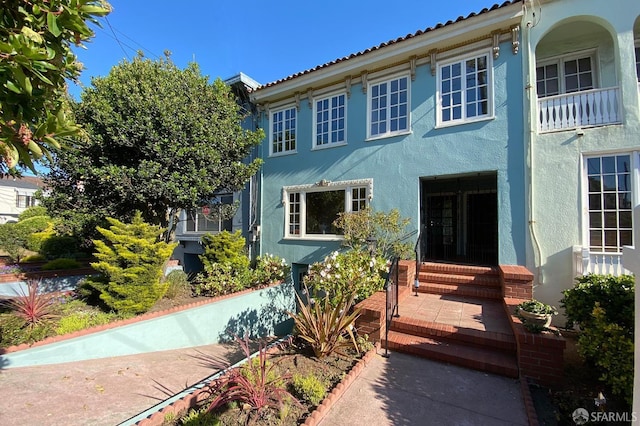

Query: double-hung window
<box><xmin>271</xmin><ymin>106</ymin><xmax>296</xmax><ymax>155</ymax></box>
<box><xmin>586</xmin><ymin>154</ymin><xmax>636</xmax><ymax>253</ymax></box>
<box><xmin>314</xmin><ymin>92</ymin><xmax>346</xmax><ymax>148</ymax></box>
<box><xmin>438</xmin><ymin>52</ymin><xmax>492</xmax><ymax>125</ymax></box>
<box><xmin>536</xmin><ymin>53</ymin><xmax>595</xmax><ymax>98</ymax></box>
<box><xmin>185</xmin><ymin>194</ymin><xmax>234</xmax><ymax>233</ymax></box>
<box><xmin>368</xmin><ymin>75</ymin><xmax>409</xmax><ymax>139</ymax></box>
<box><xmin>284</xmin><ymin>179</ymin><xmax>371</xmax><ymax>239</ymax></box>
<box><xmin>16</xmin><ymin>193</ymin><xmax>37</xmax><ymax>208</ymax></box>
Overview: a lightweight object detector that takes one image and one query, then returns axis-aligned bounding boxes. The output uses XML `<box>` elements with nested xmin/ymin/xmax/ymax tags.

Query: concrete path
<box><xmin>319</xmin><ymin>350</ymin><xmax>528</xmax><ymax>426</ymax></box>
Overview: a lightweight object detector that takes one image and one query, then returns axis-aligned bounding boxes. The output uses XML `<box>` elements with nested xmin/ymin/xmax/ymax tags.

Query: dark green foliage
<box><xmin>561</xmin><ymin>274</ymin><xmax>635</xmax><ymax>407</ymax></box>
<box><xmin>84</xmin><ymin>212</ymin><xmax>177</xmax><ymax>315</ymax></box>
<box><xmin>43</xmin><ymin>54</ymin><xmax>263</xmax><ymax>238</ymax></box>
<box><xmin>561</xmin><ymin>274</ymin><xmax>634</xmax><ymax>329</ymax></box>
<box><xmin>200</xmin><ymin>230</ymin><xmax>249</xmax><ymax>272</ymax></box>
<box><xmin>40</xmin><ymin>235</ymin><xmax>79</xmax><ymax>259</ymax></box>
<box><xmin>41</xmin><ymin>258</ymin><xmax>81</xmax><ymax>270</ymax></box>
<box><xmin>0</xmin><ymin>222</ymin><xmax>29</xmax><ymax>262</ymax></box>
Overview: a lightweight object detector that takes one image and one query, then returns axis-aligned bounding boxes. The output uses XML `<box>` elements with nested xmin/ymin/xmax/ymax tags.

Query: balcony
<box><xmin>572</xmin><ymin>245</ymin><xmax>631</xmax><ymax>277</ymax></box>
<box><xmin>538</xmin><ymin>87</ymin><xmax>621</xmax><ymax>133</ymax></box>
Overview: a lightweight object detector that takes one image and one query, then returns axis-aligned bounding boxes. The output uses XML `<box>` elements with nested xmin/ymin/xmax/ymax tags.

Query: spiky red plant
<box><xmin>9</xmin><ymin>280</ymin><xmax>57</xmax><ymax>326</ymax></box>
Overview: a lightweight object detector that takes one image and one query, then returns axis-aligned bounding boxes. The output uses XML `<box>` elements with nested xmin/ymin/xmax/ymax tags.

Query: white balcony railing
<box><xmin>572</xmin><ymin>246</ymin><xmax>631</xmax><ymax>277</ymax></box>
<box><xmin>538</xmin><ymin>87</ymin><xmax>621</xmax><ymax>133</ymax></box>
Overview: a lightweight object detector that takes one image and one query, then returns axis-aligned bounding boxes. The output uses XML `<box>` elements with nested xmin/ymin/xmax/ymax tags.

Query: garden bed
<box><xmin>136</xmin><ymin>338</ymin><xmax>379</xmax><ymax>426</ymax></box>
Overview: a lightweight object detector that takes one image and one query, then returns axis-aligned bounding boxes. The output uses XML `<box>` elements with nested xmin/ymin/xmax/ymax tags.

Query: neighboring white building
<box><xmin>0</xmin><ymin>176</ymin><xmax>43</xmax><ymax>223</ymax></box>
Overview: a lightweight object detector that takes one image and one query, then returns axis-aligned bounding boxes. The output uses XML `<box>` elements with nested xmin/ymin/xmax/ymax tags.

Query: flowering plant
<box><xmin>304</xmin><ymin>249</ymin><xmax>388</xmax><ymax>307</ymax></box>
<box><xmin>251</xmin><ymin>253</ymin><xmax>290</xmax><ymax>287</ymax></box>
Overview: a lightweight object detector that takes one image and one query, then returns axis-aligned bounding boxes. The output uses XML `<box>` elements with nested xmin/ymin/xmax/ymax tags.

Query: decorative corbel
<box><xmin>429</xmin><ymin>49</ymin><xmax>437</xmax><ymax>76</ymax></box>
<box><xmin>511</xmin><ymin>25</ymin><xmax>520</xmax><ymax>55</ymax></box>
<box><xmin>345</xmin><ymin>77</ymin><xmax>352</xmax><ymax>98</ymax></box>
<box><xmin>492</xmin><ymin>30</ymin><xmax>501</xmax><ymax>59</ymax></box>
<box><xmin>409</xmin><ymin>56</ymin><xmax>417</xmax><ymax>81</ymax></box>
<box><xmin>307</xmin><ymin>88</ymin><xmax>314</xmax><ymax>109</ymax></box>
<box><xmin>294</xmin><ymin>92</ymin><xmax>300</xmax><ymax>111</ymax></box>
<box><xmin>361</xmin><ymin>71</ymin><xmax>368</xmax><ymax>94</ymax></box>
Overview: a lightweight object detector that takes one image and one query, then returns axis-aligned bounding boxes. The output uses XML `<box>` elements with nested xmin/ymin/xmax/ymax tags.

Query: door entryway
<box><xmin>420</xmin><ymin>173</ymin><xmax>498</xmax><ymax>265</ymax></box>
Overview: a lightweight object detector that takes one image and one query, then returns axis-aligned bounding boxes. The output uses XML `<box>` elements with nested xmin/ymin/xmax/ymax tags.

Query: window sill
<box><xmin>365</xmin><ymin>129</ymin><xmax>412</xmax><ymax>142</ymax></box>
<box><xmin>284</xmin><ymin>235</ymin><xmax>344</xmax><ymax>242</ymax></box>
<box><xmin>312</xmin><ymin>142</ymin><xmax>347</xmax><ymax>151</ymax></box>
<box><xmin>435</xmin><ymin>115</ymin><xmax>494</xmax><ymax>130</ymax></box>
<box><xmin>269</xmin><ymin>150</ymin><xmax>298</xmax><ymax>158</ymax></box>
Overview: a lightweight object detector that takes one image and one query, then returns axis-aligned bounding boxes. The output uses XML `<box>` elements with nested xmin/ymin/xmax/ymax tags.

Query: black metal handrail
<box><xmin>383</xmin><ymin>256</ymin><xmax>400</xmax><ymax>358</ymax></box>
<box><xmin>413</xmin><ymin>226</ymin><xmax>425</xmax><ymax>296</ymax></box>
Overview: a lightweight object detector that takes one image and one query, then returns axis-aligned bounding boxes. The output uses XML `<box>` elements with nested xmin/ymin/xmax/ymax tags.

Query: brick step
<box><xmin>416</xmin><ymin>282</ymin><xmax>502</xmax><ymax>299</ymax></box>
<box><xmin>384</xmin><ymin>330</ymin><xmax>519</xmax><ymax>378</ymax></box>
<box><xmin>419</xmin><ymin>262</ymin><xmax>499</xmax><ymax>277</ymax></box>
<box><xmin>390</xmin><ymin>316</ymin><xmax>516</xmax><ymax>352</ymax></box>
<box><xmin>417</xmin><ymin>271</ymin><xmax>501</xmax><ymax>288</ymax></box>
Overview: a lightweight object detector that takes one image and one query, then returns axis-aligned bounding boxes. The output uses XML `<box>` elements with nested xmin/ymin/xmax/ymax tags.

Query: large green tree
<box><xmin>43</xmin><ymin>55</ymin><xmax>263</xmax><ymax>240</ymax></box>
<box><xmin>0</xmin><ymin>0</ymin><xmax>110</xmax><ymax>174</ymax></box>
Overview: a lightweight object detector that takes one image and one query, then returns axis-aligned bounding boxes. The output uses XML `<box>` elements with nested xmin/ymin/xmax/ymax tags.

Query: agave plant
<box><xmin>206</xmin><ymin>335</ymin><xmax>300</xmax><ymax>419</ymax></box>
<box><xmin>287</xmin><ymin>286</ymin><xmax>362</xmax><ymax>358</ymax></box>
<box><xmin>9</xmin><ymin>279</ymin><xmax>58</xmax><ymax>326</ymax></box>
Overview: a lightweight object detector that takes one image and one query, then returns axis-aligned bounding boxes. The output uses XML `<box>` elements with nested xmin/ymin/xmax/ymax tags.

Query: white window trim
<box><xmin>269</xmin><ymin>105</ymin><xmax>297</xmax><ymax>157</ymax></box>
<box><xmin>436</xmin><ymin>49</ymin><xmax>495</xmax><ymax>128</ymax></box>
<box><xmin>535</xmin><ymin>48</ymin><xmax>599</xmax><ymax>97</ymax></box>
<box><xmin>580</xmin><ymin>150</ymin><xmax>639</xmax><ymax>254</ymax></box>
<box><xmin>312</xmin><ymin>90</ymin><xmax>348</xmax><ymax>150</ymax></box>
<box><xmin>366</xmin><ymin>72</ymin><xmax>411</xmax><ymax>141</ymax></box>
<box><xmin>179</xmin><ymin>193</ymin><xmax>237</xmax><ymax>237</ymax></box>
<box><xmin>282</xmin><ymin>178</ymin><xmax>373</xmax><ymax>241</ymax></box>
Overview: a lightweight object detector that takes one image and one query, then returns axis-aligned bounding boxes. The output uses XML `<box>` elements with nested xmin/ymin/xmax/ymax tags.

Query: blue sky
<box><xmin>69</xmin><ymin>0</ymin><xmax>503</xmax><ymax>98</ymax></box>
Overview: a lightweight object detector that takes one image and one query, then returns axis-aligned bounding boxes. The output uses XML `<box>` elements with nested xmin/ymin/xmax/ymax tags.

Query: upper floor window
<box><xmin>536</xmin><ymin>54</ymin><xmax>595</xmax><ymax>98</ymax></box>
<box><xmin>314</xmin><ymin>93</ymin><xmax>346</xmax><ymax>148</ymax></box>
<box><xmin>368</xmin><ymin>75</ymin><xmax>409</xmax><ymax>139</ymax></box>
<box><xmin>586</xmin><ymin>154</ymin><xmax>635</xmax><ymax>253</ymax></box>
<box><xmin>271</xmin><ymin>106</ymin><xmax>296</xmax><ymax>155</ymax></box>
<box><xmin>185</xmin><ymin>193</ymin><xmax>234</xmax><ymax>233</ymax></box>
<box><xmin>635</xmin><ymin>42</ymin><xmax>640</xmax><ymax>82</ymax></box>
<box><xmin>16</xmin><ymin>193</ymin><xmax>37</xmax><ymax>208</ymax></box>
<box><xmin>438</xmin><ymin>52</ymin><xmax>492</xmax><ymax>125</ymax></box>
<box><xmin>284</xmin><ymin>179</ymin><xmax>371</xmax><ymax>239</ymax></box>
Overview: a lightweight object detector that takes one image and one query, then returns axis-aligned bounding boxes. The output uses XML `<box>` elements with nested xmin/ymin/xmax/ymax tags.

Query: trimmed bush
<box><xmin>18</xmin><ymin>206</ymin><xmax>48</xmax><ymax>221</ymax></box>
<box><xmin>84</xmin><ymin>212</ymin><xmax>177</xmax><ymax>315</ymax></box>
<box><xmin>199</xmin><ymin>230</ymin><xmax>249</xmax><ymax>272</ymax></box>
<box><xmin>41</xmin><ymin>258</ymin><xmax>81</xmax><ymax>271</ymax></box>
<box><xmin>39</xmin><ymin>235</ymin><xmax>80</xmax><ymax>260</ymax></box>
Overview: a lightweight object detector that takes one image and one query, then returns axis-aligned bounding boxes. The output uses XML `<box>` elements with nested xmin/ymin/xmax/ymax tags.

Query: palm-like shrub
<box><xmin>288</xmin><ymin>287</ymin><xmax>361</xmax><ymax>358</ymax></box>
<box><xmin>9</xmin><ymin>280</ymin><xmax>57</xmax><ymax>326</ymax></box>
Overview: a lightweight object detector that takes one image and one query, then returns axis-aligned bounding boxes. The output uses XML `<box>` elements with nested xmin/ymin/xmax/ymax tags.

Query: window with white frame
<box><xmin>536</xmin><ymin>53</ymin><xmax>595</xmax><ymax>98</ymax></box>
<box><xmin>438</xmin><ymin>52</ymin><xmax>492</xmax><ymax>125</ymax></box>
<box><xmin>284</xmin><ymin>179</ymin><xmax>371</xmax><ymax>239</ymax></box>
<box><xmin>368</xmin><ymin>75</ymin><xmax>409</xmax><ymax>138</ymax></box>
<box><xmin>586</xmin><ymin>154</ymin><xmax>636</xmax><ymax>253</ymax></box>
<box><xmin>270</xmin><ymin>106</ymin><xmax>296</xmax><ymax>155</ymax></box>
<box><xmin>314</xmin><ymin>92</ymin><xmax>346</xmax><ymax>148</ymax></box>
<box><xmin>185</xmin><ymin>194</ymin><xmax>234</xmax><ymax>233</ymax></box>
<box><xmin>16</xmin><ymin>193</ymin><xmax>37</xmax><ymax>208</ymax></box>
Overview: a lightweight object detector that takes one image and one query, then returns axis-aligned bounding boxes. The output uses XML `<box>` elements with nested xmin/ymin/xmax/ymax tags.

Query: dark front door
<box><xmin>425</xmin><ymin>194</ymin><xmax>457</xmax><ymax>262</ymax></box>
<box><xmin>467</xmin><ymin>192</ymin><xmax>498</xmax><ymax>265</ymax></box>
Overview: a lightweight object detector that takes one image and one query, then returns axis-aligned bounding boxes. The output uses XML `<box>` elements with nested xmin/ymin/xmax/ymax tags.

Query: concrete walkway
<box><xmin>320</xmin><ymin>350</ymin><xmax>528</xmax><ymax>426</ymax></box>
<box><xmin>0</xmin><ymin>345</ymin><xmax>528</xmax><ymax>426</ymax></box>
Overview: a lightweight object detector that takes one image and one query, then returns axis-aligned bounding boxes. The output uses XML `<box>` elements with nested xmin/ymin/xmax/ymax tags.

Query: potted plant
<box><xmin>515</xmin><ymin>299</ymin><xmax>557</xmax><ymax>328</ymax></box>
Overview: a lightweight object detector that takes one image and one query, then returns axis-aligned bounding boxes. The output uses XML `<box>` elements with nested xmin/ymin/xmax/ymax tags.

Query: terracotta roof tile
<box><xmin>255</xmin><ymin>0</ymin><xmax>519</xmax><ymax>90</ymax></box>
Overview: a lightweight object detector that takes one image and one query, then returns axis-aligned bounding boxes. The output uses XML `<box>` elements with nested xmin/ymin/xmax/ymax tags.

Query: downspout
<box><xmin>523</xmin><ymin>0</ymin><xmax>543</xmax><ymax>285</ymax></box>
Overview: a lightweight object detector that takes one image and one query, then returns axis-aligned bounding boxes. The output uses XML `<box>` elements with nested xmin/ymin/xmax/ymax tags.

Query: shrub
<box><xmin>304</xmin><ymin>249</ymin><xmax>387</xmax><ymax>307</ymax></box>
<box><xmin>291</xmin><ymin>373</ymin><xmax>327</xmax><ymax>406</ymax></box>
<box><xmin>21</xmin><ymin>254</ymin><xmax>46</xmax><ymax>262</ymax></box>
<box><xmin>26</xmin><ymin>221</ymin><xmax>56</xmax><ymax>253</ymax></box>
<box><xmin>179</xmin><ymin>407</ymin><xmax>220</xmax><ymax>426</ymax></box>
<box><xmin>251</xmin><ymin>253</ymin><xmax>290</xmax><ymax>287</ymax></box>
<box><xmin>163</xmin><ymin>270</ymin><xmax>191</xmax><ymax>299</ymax></box>
<box><xmin>560</xmin><ymin>274</ymin><xmax>634</xmax><ymax>329</ymax></box>
<box><xmin>41</xmin><ymin>258</ymin><xmax>81</xmax><ymax>271</ymax></box>
<box><xmin>8</xmin><ymin>280</ymin><xmax>58</xmax><ymax>326</ymax></box>
<box><xmin>18</xmin><ymin>206</ymin><xmax>48</xmax><ymax>221</ymax></box>
<box><xmin>206</xmin><ymin>336</ymin><xmax>300</xmax><ymax>420</ymax></box>
<box><xmin>334</xmin><ymin>207</ymin><xmax>414</xmax><ymax>259</ymax></box>
<box><xmin>16</xmin><ymin>215</ymin><xmax>51</xmax><ymax>252</ymax></box>
<box><xmin>0</xmin><ymin>222</ymin><xmax>29</xmax><ymax>262</ymax></box>
<box><xmin>55</xmin><ymin>310</ymin><xmax>116</xmax><ymax>335</ymax></box>
<box><xmin>0</xmin><ymin>313</ymin><xmax>53</xmax><ymax>347</ymax></box>
<box><xmin>39</xmin><ymin>235</ymin><xmax>80</xmax><ymax>260</ymax></box>
<box><xmin>578</xmin><ymin>304</ymin><xmax>633</xmax><ymax>407</ymax></box>
<box><xmin>84</xmin><ymin>212</ymin><xmax>177</xmax><ymax>315</ymax></box>
<box><xmin>193</xmin><ymin>262</ymin><xmax>249</xmax><ymax>297</ymax></box>
<box><xmin>288</xmin><ymin>287</ymin><xmax>361</xmax><ymax>358</ymax></box>
<box><xmin>200</xmin><ymin>230</ymin><xmax>249</xmax><ymax>272</ymax></box>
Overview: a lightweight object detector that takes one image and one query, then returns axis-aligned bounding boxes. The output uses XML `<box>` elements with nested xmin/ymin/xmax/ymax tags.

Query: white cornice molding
<box><xmin>281</xmin><ymin>178</ymin><xmax>374</xmax><ymax>205</ymax></box>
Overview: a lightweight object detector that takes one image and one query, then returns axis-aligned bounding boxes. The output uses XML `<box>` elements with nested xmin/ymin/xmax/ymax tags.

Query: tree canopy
<box><xmin>43</xmin><ymin>55</ymin><xmax>264</xmax><ymax>240</ymax></box>
<box><xmin>0</xmin><ymin>0</ymin><xmax>110</xmax><ymax>174</ymax></box>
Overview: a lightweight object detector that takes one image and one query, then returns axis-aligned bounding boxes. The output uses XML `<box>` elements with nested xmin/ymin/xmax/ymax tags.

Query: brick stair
<box><xmin>383</xmin><ymin>262</ymin><xmax>519</xmax><ymax>378</ymax></box>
